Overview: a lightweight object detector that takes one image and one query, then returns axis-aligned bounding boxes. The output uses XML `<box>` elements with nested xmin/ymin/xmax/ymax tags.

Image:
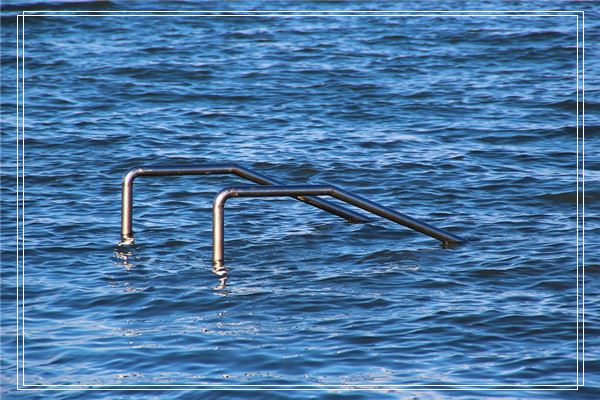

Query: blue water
<box><xmin>1</xmin><ymin>1</ymin><xmax>598</xmax><ymax>399</ymax></box>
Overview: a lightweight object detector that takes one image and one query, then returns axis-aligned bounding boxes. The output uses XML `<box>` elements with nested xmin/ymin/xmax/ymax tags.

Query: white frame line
<box><xmin>20</xmin><ymin>14</ymin><xmax>581</xmax><ymax>17</ymax></box>
<box><xmin>15</xmin><ymin>12</ymin><xmax>20</xmax><ymax>391</ymax></box>
<box><xmin>22</xmin><ymin>10</ymin><xmax>586</xmax><ymax>13</ymax></box>
<box><xmin>581</xmin><ymin>11</ymin><xmax>585</xmax><ymax>387</ymax></box>
<box><xmin>15</xmin><ymin>10</ymin><xmax>585</xmax><ymax>391</ymax></box>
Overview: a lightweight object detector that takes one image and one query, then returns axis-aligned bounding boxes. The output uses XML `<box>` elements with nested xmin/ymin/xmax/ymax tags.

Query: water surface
<box><xmin>1</xmin><ymin>1</ymin><xmax>598</xmax><ymax>399</ymax></box>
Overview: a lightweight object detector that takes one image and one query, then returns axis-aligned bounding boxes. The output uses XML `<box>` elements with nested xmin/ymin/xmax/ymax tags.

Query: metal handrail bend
<box><xmin>121</xmin><ymin>164</ymin><xmax>370</xmax><ymax>243</ymax></box>
<box><xmin>213</xmin><ymin>185</ymin><xmax>466</xmax><ymax>267</ymax></box>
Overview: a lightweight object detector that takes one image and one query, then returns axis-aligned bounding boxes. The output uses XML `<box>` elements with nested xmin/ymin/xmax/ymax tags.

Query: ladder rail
<box><xmin>213</xmin><ymin>185</ymin><xmax>466</xmax><ymax>267</ymax></box>
<box><xmin>120</xmin><ymin>164</ymin><xmax>370</xmax><ymax>243</ymax></box>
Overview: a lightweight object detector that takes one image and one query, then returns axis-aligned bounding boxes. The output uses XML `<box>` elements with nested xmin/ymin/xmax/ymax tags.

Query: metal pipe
<box><xmin>213</xmin><ymin>185</ymin><xmax>466</xmax><ymax>267</ymax></box>
<box><xmin>121</xmin><ymin>164</ymin><xmax>370</xmax><ymax>243</ymax></box>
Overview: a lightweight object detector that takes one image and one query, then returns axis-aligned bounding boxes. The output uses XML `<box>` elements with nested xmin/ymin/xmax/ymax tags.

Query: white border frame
<box><xmin>15</xmin><ymin>9</ymin><xmax>585</xmax><ymax>392</ymax></box>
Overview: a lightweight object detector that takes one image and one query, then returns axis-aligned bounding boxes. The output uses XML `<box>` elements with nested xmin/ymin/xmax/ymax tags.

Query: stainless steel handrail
<box><xmin>213</xmin><ymin>185</ymin><xmax>466</xmax><ymax>267</ymax></box>
<box><xmin>121</xmin><ymin>164</ymin><xmax>370</xmax><ymax>243</ymax></box>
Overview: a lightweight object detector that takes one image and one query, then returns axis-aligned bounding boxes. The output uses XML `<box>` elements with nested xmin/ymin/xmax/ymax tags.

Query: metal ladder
<box><xmin>120</xmin><ymin>164</ymin><xmax>465</xmax><ymax>266</ymax></box>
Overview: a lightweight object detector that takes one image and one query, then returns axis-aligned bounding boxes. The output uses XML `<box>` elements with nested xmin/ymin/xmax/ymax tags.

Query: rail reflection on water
<box><xmin>212</xmin><ymin>262</ymin><xmax>229</xmax><ymax>291</ymax></box>
<box><xmin>113</xmin><ymin>246</ymin><xmax>136</xmax><ymax>270</ymax></box>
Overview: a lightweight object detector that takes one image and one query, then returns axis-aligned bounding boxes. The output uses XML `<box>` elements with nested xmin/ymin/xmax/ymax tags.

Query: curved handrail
<box><xmin>120</xmin><ymin>164</ymin><xmax>370</xmax><ymax>243</ymax></box>
<box><xmin>213</xmin><ymin>185</ymin><xmax>466</xmax><ymax>266</ymax></box>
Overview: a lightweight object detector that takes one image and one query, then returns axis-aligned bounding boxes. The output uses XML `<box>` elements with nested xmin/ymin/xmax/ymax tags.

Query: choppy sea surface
<box><xmin>1</xmin><ymin>1</ymin><xmax>598</xmax><ymax>399</ymax></box>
